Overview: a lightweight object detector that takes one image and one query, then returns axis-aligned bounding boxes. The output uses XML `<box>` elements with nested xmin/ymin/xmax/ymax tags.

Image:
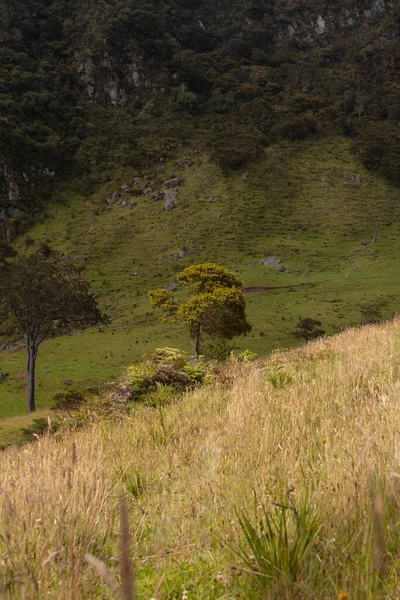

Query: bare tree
<box><xmin>0</xmin><ymin>255</ymin><xmax>106</xmax><ymax>412</ymax></box>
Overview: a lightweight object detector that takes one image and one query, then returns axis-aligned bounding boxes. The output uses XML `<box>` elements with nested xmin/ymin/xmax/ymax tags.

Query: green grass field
<box><xmin>1</xmin><ymin>135</ymin><xmax>399</xmax><ymax>437</ymax></box>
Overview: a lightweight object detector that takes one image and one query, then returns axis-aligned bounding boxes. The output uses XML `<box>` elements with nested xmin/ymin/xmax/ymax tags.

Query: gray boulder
<box><xmin>165</xmin><ymin>192</ymin><xmax>177</xmax><ymax>211</ymax></box>
<box><xmin>166</xmin><ymin>282</ymin><xmax>177</xmax><ymax>292</ymax></box>
<box><xmin>0</xmin><ymin>371</ymin><xmax>5</xmax><ymax>383</ymax></box>
<box><xmin>260</xmin><ymin>257</ymin><xmax>280</xmax><ymax>266</ymax></box>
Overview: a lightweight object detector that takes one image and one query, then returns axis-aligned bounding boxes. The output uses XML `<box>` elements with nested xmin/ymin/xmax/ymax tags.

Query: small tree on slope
<box><xmin>0</xmin><ymin>255</ymin><xmax>106</xmax><ymax>413</ymax></box>
<box><xmin>149</xmin><ymin>263</ymin><xmax>251</xmax><ymax>358</ymax></box>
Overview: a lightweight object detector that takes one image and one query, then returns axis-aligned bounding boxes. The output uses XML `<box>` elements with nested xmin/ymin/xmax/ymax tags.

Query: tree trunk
<box><xmin>372</xmin><ymin>220</ymin><xmax>380</xmax><ymax>244</ymax></box>
<box><xmin>26</xmin><ymin>339</ymin><xmax>37</xmax><ymax>413</ymax></box>
<box><xmin>193</xmin><ymin>325</ymin><xmax>202</xmax><ymax>359</ymax></box>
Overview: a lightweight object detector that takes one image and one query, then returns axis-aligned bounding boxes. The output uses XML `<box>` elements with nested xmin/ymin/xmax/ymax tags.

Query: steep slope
<box><xmin>2</xmin><ymin>319</ymin><xmax>400</xmax><ymax>598</ymax></box>
<box><xmin>0</xmin><ymin>0</ymin><xmax>399</xmax><ymax>218</ymax></box>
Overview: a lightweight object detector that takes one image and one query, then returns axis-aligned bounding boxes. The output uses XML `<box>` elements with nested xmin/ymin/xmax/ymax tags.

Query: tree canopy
<box><xmin>0</xmin><ymin>254</ymin><xmax>106</xmax><ymax>412</ymax></box>
<box><xmin>149</xmin><ymin>263</ymin><xmax>251</xmax><ymax>358</ymax></box>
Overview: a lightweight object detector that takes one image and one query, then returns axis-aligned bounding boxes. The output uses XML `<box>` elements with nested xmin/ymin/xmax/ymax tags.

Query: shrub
<box><xmin>213</xmin><ymin>132</ymin><xmax>262</xmax><ymax>170</ymax></box>
<box><xmin>265</xmin><ymin>368</ymin><xmax>293</xmax><ymax>389</ymax></box>
<box><xmin>115</xmin><ymin>347</ymin><xmax>207</xmax><ymax>405</ymax></box>
<box><xmin>236</xmin><ymin>349</ymin><xmax>258</xmax><ymax>362</ymax></box>
<box><xmin>175</xmin><ymin>91</ymin><xmax>199</xmax><ymax>114</ymax></box>
<box><xmin>201</xmin><ymin>337</ymin><xmax>233</xmax><ymax>361</ymax></box>
<box><xmin>227</xmin><ymin>491</ymin><xmax>320</xmax><ymax>584</ymax></box>
<box><xmin>293</xmin><ymin>318</ymin><xmax>326</xmax><ymax>342</ymax></box>
<box><xmin>150</xmin><ymin>347</ymin><xmax>188</xmax><ymax>369</ymax></box>
<box><xmin>52</xmin><ymin>389</ymin><xmax>86</xmax><ymax>413</ymax></box>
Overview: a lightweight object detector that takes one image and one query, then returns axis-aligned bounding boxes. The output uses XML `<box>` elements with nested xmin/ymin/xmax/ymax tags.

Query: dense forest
<box><xmin>0</xmin><ymin>0</ymin><xmax>399</xmax><ymax>223</ymax></box>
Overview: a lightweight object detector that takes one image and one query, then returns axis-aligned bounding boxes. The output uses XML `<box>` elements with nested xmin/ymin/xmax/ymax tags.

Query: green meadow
<box><xmin>1</xmin><ymin>136</ymin><xmax>399</xmax><ymax>433</ymax></box>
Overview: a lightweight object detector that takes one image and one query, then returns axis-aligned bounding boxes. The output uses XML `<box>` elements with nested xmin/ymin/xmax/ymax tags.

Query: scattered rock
<box><xmin>347</xmin><ymin>173</ymin><xmax>362</xmax><ymax>184</ymax></box>
<box><xmin>166</xmin><ymin>282</ymin><xmax>177</xmax><ymax>292</ymax></box>
<box><xmin>178</xmin><ymin>250</ymin><xmax>186</xmax><ymax>258</ymax></box>
<box><xmin>208</xmin><ymin>196</ymin><xmax>219</xmax><ymax>203</ymax></box>
<box><xmin>0</xmin><ymin>372</ymin><xmax>5</xmax><ymax>383</ymax></box>
<box><xmin>131</xmin><ymin>270</ymin><xmax>138</xmax><ymax>276</ymax></box>
<box><xmin>121</xmin><ymin>200</ymin><xmax>127</xmax><ymax>207</ymax></box>
<box><xmin>133</xmin><ymin>177</ymin><xmax>141</xmax><ymax>185</ymax></box>
<box><xmin>106</xmin><ymin>192</ymin><xmax>120</xmax><ymax>205</ymax></box>
<box><xmin>216</xmin><ymin>213</ymin><xmax>222</xmax><ymax>219</ymax></box>
<box><xmin>260</xmin><ymin>257</ymin><xmax>280</xmax><ymax>266</ymax></box>
<box><xmin>361</xmin><ymin>240</ymin><xmax>369</xmax><ymax>245</ymax></box>
<box><xmin>164</xmin><ymin>178</ymin><xmax>183</xmax><ymax>189</ymax></box>
<box><xmin>165</xmin><ymin>191</ymin><xmax>177</xmax><ymax>211</ymax></box>
<box><xmin>242</xmin><ymin>171</ymin><xmax>249</xmax><ymax>182</ymax></box>
<box><xmin>277</xmin><ymin>265</ymin><xmax>287</xmax><ymax>272</ymax></box>
<box><xmin>121</xmin><ymin>183</ymin><xmax>130</xmax><ymax>192</ymax></box>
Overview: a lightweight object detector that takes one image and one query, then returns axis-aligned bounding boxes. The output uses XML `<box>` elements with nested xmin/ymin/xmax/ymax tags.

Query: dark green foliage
<box><xmin>293</xmin><ymin>318</ymin><xmax>326</xmax><ymax>342</ymax></box>
<box><xmin>52</xmin><ymin>389</ymin><xmax>86</xmax><ymax>412</ymax></box>
<box><xmin>0</xmin><ymin>254</ymin><xmax>106</xmax><ymax>411</ymax></box>
<box><xmin>213</xmin><ymin>131</ymin><xmax>263</xmax><ymax>171</ymax></box>
<box><xmin>0</xmin><ymin>0</ymin><xmax>399</xmax><ymax>216</ymax></box>
<box><xmin>201</xmin><ymin>337</ymin><xmax>233</xmax><ymax>361</ymax></box>
<box><xmin>0</xmin><ymin>241</ymin><xmax>16</xmax><ymax>266</ymax></box>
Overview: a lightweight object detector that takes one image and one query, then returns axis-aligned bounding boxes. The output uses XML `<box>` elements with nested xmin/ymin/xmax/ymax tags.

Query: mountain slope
<box><xmin>0</xmin><ymin>0</ymin><xmax>399</xmax><ymax>216</ymax></box>
<box><xmin>1</xmin><ymin>136</ymin><xmax>399</xmax><ymax>416</ymax></box>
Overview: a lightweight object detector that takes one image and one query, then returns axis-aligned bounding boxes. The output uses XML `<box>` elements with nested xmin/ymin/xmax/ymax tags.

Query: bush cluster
<box><xmin>114</xmin><ymin>347</ymin><xmax>209</xmax><ymax>405</ymax></box>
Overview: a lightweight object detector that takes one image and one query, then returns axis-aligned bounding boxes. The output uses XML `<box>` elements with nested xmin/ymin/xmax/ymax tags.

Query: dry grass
<box><xmin>2</xmin><ymin>320</ymin><xmax>400</xmax><ymax>598</ymax></box>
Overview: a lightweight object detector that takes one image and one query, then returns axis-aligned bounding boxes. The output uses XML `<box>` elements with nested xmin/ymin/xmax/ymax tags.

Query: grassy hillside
<box><xmin>1</xmin><ymin>319</ymin><xmax>400</xmax><ymax>598</ymax></box>
<box><xmin>1</xmin><ymin>136</ymin><xmax>399</xmax><ymax>422</ymax></box>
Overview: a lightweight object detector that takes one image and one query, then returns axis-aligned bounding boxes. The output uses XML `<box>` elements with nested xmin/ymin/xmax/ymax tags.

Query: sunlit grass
<box><xmin>1</xmin><ymin>320</ymin><xmax>400</xmax><ymax>597</ymax></box>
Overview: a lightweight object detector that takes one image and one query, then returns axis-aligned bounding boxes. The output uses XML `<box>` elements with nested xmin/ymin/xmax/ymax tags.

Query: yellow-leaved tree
<box><xmin>149</xmin><ymin>263</ymin><xmax>251</xmax><ymax>358</ymax></box>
